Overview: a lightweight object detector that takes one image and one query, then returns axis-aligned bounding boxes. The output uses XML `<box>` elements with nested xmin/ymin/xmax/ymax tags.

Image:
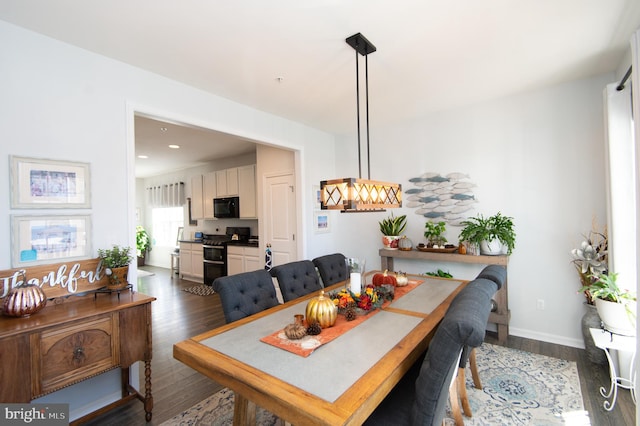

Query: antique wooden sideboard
<box><xmin>379</xmin><ymin>248</ymin><xmax>510</xmax><ymax>343</ymax></box>
<box><xmin>0</xmin><ymin>259</ymin><xmax>155</xmax><ymax>424</ymax></box>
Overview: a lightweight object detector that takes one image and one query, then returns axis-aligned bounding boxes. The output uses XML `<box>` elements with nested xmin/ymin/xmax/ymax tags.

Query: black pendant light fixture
<box><xmin>320</xmin><ymin>33</ymin><xmax>402</xmax><ymax>212</ymax></box>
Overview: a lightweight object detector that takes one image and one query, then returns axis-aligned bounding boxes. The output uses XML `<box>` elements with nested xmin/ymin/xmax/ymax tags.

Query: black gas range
<box><xmin>202</xmin><ymin>227</ymin><xmax>251</xmax><ymax>285</ymax></box>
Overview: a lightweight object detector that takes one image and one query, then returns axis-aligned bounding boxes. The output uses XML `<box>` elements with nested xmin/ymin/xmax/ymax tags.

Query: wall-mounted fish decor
<box><xmin>405</xmin><ymin>172</ymin><xmax>477</xmax><ymax>226</ymax></box>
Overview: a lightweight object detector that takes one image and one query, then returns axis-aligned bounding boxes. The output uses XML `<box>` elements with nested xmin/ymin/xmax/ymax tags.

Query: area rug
<box><xmin>445</xmin><ymin>343</ymin><xmax>590</xmax><ymax>425</ymax></box>
<box><xmin>160</xmin><ymin>343</ymin><xmax>588</xmax><ymax>425</ymax></box>
<box><xmin>160</xmin><ymin>387</ymin><xmax>281</xmax><ymax>426</ymax></box>
<box><xmin>182</xmin><ymin>285</ymin><xmax>216</xmax><ymax>296</ymax></box>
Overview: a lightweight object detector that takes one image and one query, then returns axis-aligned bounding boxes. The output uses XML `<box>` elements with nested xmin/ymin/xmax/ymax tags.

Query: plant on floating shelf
<box><xmin>379</xmin><ymin>213</ymin><xmax>407</xmax><ymax>236</ymax></box>
<box><xmin>458</xmin><ymin>212</ymin><xmax>515</xmax><ymax>255</ymax></box>
<box><xmin>424</xmin><ymin>220</ymin><xmax>447</xmax><ymax>247</ymax></box>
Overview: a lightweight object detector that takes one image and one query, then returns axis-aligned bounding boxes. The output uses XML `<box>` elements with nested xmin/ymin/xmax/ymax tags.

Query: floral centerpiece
<box><xmin>328</xmin><ymin>284</ymin><xmax>394</xmax><ymax>319</ymax></box>
<box><xmin>571</xmin><ymin>222</ymin><xmax>608</xmax><ymax>305</ymax></box>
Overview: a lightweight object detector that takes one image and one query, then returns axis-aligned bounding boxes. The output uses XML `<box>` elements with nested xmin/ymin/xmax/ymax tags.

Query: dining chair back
<box><xmin>364</xmin><ymin>276</ymin><xmax>497</xmax><ymax>426</ymax></box>
<box><xmin>411</xmin><ymin>277</ymin><xmax>497</xmax><ymax>425</ymax></box>
<box><xmin>213</xmin><ymin>269</ymin><xmax>281</xmax><ymax>323</ymax></box>
<box><xmin>270</xmin><ymin>260</ymin><xmax>323</xmax><ymax>302</ymax></box>
<box><xmin>312</xmin><ymin>253</ymin><xmax>347</xmax><ymax>286</ymax></box>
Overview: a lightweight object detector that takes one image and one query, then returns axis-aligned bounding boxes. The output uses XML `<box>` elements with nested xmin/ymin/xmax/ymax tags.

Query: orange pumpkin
<box><xmin>372</xmin><ymin>270</ymin><xmax>397</xmax><ymax>287</ymax></box>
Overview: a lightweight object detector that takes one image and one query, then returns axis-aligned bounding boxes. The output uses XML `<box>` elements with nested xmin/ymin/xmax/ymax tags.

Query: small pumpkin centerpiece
<box><xmin>305</xmin><ymin>291</ymin><xmax>337</xmax><ymax>329</ymax></box>
<box><xmin>395</xmin><ymin>271</ymin><xmax>409</xmax><ymax>287</ymax></box>
<box><xmin>98</xmin><ymin>245</ymin><xmax>134</xmax><ymax>290</ymax></box>
<box><xmin>372</xmin><ymin>270</ymin><xmax>397</xmax><ymax>287</ymax></box>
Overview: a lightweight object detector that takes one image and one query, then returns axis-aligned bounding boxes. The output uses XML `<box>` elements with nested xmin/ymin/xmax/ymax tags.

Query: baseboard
<box><xmin>509</xmin><ymin>327</ymin><xmax>585</xmax><ymax>349</ymax></box>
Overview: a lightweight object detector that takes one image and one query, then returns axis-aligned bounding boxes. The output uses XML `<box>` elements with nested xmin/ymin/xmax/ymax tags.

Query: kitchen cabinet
<box><xmin>238</xmin><ymin>164</ymin><xmax>257</xmax><ymax>218</ymax></box>
<box><xmin>191</xmin><ymin>175</ymin><xmax>204</xmax><ymax>220</ymax></box>
<box><xmin>179</xmin><ymin>242</ymin><xmax>203</xmax><ymax>282</ymax></box>
<box><xmin>216</xmin><ymin>168</ymin><xmax>239</xmax><ymax>197</ymax></box>
<box><xmin>227</xmin><ymin>245</ymin><xmax>261</xmax><ymax>275</ymax></box>
<box><xmin>203</xmin><ymin>172</ymin><xmax>216</xmax><ymax>219</ymax></box>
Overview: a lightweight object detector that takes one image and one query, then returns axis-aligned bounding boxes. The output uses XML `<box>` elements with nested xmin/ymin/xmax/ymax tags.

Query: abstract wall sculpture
<box><xmin>405</xmin><ymin>172</ymin><xmax>477</xmax><ymax>226</ymax></box>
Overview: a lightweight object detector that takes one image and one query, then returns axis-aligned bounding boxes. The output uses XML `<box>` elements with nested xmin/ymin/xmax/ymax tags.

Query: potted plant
<box><xmin>423</xmin><ymin>220</ymin><xmax>447</xmax><ymax>248</ymax></box>
<box><xmin>458</xmin><ymin>212</ymin><xmax>515</xmax><ymax>255</ymax></box>
<box><xmin>98</xmin><ymin>245</ymin><xmax>134</xmax><ymax>289</ymax></box>
<box><xmin>378</xmin><ymin>213</ymin><xmax>407</xmax><ymax>249</ymax></box>
<box><xmin>570</xmin><ymin>222</ymin><xmax>609</xmax><ymax>365</ymax></box>
<box><xmin>580</xmin><ymin>272</ymin><xmax>636</xmax><ymax>336</ymax></box>
<box><xmin>136</xmin><ymin>226</ymin><xmax>152</xmax><ymax>266</ymax></box>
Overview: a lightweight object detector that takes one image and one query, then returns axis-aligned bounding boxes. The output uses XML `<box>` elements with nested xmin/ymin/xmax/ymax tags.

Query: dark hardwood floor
<box><xmin>85</xmin><ymin>266</ymin><xmax>635</xmax><ymax>425</ymax></box>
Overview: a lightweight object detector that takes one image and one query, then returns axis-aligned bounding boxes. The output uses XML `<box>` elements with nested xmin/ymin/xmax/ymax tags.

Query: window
<box><xmin>152</xmin><ymin>207</ymin><xmax>183</xmax><ymax>247</ymax></box>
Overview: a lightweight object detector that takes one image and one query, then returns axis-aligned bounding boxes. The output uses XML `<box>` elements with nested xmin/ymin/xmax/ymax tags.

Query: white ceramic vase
<box><xmin>479</xmin><ymin>239</ymin><xmax>506</xmax><ymax>255</ymax></box>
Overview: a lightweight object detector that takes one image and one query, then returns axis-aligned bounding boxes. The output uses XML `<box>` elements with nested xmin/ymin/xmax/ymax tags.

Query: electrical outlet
<box><xmin>536</xmin><ymin>299</ymin><xmax>545</xmax><ymax>311</ymax></box>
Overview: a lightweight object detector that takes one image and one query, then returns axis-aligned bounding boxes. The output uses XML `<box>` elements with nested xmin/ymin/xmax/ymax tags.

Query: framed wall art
<box><xmin>314</xmin><ymin>211</ymin><xmax>330</xmax><ymax>234</ymax></box>
<box><xmin>10</xmin><ymin>156</ymin><xmax>91</xmax><ymax>208</ymax></box>
<box><xmin>11</xmin><ymin>215</ymin><xmax>92</xmax><ymax>267</ymax></box>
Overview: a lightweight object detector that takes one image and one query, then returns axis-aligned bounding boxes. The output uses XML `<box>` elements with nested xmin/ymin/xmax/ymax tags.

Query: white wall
<box><xmin>0</xmin><ymin>20</ymin><xmax>335</xmax><ymax>419</ymax></box>
<box><xmin>330</xmin><ymin>74</ymin><xmax>612</xmax><ymax>348</ymax></box>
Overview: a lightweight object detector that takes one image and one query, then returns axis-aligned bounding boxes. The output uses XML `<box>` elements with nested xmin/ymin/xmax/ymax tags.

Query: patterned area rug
<box><xmin>160</xmin><ymin>387</ymin><xmax>281</xmax><ymax>426</ymax></box>
<box><xmin>445</xmin><ymin>343</ymin><xmax>589</xmax><ymax>425</ymax></box>
<box><xmin>182</xmin><ymin>285</ymin><xmax>216</xmax><ymax>296</ymax></box>
<box><xmin>161</xmin><ymin>343</ymin><xmax>588</xmax><ymax>425</ymax></box>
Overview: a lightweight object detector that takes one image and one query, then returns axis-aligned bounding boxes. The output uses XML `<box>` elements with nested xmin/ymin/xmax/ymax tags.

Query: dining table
<box><xmin>173</xmin><ymin>271</ymin><xmax>468</xmax><ymax>426</ymax></box>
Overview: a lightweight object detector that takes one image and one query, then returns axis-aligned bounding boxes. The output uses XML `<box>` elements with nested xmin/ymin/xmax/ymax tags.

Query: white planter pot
<box><xmin>381</xmin><ymin>235</ymin><xmax>400</xmax><ymax>250</ymax></box>
<box><xmin>595</xmin><ymin>297</ymin><xmax>636</xmax><ymax>336</ymax></box>
<box><xmin>479</xmin><ymin>239</ymin><xmax>505</xmax><ymax>255</ymax></box>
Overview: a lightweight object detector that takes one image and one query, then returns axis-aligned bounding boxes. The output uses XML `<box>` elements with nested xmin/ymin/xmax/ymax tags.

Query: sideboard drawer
<box><xmin>33</xmin><ymin>314</ymin><xmax>119</xmax><ymax>397</ymax></box>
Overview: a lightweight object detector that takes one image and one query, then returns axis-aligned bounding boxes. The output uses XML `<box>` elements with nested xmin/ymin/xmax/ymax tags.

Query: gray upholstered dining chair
<box><xmin>212</xmin><ymin>269</ymin><xmax>281</xmax><ymax>323</ymax></box>
<box><xmin>270</xmin><ymin>260</ymin><xmax>324</xmax><ymax>302</ymax></box>
<box><xmin>364</xmin><ymin>274</ymin><xmax>498</xmax><ymax>426</ymax></box>
<box><xmin>456</xmin><ymin>265</ymin><xmax>507</xmax><ymax>417</ymax></box>
<box><xmin>312</xmin><ymin>253</ymin><xmax>347</xmax><ymax>286</ymax></box>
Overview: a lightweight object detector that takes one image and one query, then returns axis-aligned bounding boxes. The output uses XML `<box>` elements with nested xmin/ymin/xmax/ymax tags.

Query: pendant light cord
<box><xmin>355</xmin><ymin>48</ymin><xmax>362</xmax><ymax>179</ymax></box>
<box><xmin>365</xmin><ymin>53</ymin><xmax>371</xmax><ymax>180</ymax></box>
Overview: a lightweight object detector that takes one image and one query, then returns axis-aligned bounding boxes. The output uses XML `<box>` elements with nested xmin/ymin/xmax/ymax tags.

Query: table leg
<box><xmin>233</xmin><ymin>393</ymin><xmax>256</xmax><ymax>426</ymax></box>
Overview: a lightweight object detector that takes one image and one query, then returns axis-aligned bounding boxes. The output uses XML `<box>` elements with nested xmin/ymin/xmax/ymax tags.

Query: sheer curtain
<box><xmin>603</xmin><ymin>82</ymin><xmax>636</xmax><ymax>291</ymax></box>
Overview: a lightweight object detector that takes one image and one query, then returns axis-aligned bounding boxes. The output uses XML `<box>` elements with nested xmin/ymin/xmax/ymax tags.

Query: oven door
<box><xmin>203</xmin><ymin>260</ymin><xmax>225</xmax><ymax>286</ymax></box>
<box><xmin>203</xmin><ymin>245</ymin><xmax>225</xmax><ymax>262</ymax></box>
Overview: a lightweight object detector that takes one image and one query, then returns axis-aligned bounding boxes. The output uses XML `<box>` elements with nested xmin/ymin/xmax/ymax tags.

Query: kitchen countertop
<box><xmin>178</xmin><ymin>239</ymin><xmax>203</xmax><ymax>244</ymax></box>
<box><xmin>226</xmin><ymin>240</ymin><xmax>259</xmax><ymax>248</ymax></box>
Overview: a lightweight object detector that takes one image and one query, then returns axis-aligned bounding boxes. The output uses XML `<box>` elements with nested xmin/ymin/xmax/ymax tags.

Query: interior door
<box><xmin>264</xmin><ymin>173</ymin><xmax>297</xmax><ymax>267</ymax></box>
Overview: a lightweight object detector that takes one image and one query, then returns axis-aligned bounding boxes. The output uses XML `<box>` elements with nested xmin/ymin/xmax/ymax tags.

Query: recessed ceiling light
<box><xmin>138</xmin><ymin>155</ymin><xmax>148</xmax><ymax>159</ymax></box>
<box><xmin>160</xmin><ymin>127</ymin><xmax>168</xmax><ymax>132</ymax></box>
<box><xmin>168</xmin><ymin>144</ymin><xmax>180</xmax><ymax>149</ymax></box>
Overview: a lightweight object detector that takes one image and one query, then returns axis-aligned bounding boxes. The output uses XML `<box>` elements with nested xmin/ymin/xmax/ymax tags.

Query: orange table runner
<box><xmin>260</xmin><ymin>279</ymin><xmax>423</xmax><ymax>357</ymax></box>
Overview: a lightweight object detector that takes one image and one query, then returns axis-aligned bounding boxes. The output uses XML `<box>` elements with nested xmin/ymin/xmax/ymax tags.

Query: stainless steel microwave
<box><xmin>214</xmin><ymin>197</ymin><xmax>240</xmax><ymax>218</ymax></box>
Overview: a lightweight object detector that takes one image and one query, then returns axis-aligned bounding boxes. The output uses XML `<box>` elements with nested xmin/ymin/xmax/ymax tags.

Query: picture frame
<box><xmin>314</xmin><ymin>211</ymin><xmax>330</xmax><ymax>234</ymax></box>
<box><xmin>11</xmin><ymin>215</ymin><xmax>92</xmax><ymax>267</ymax></box>
<box><xmin>10</xmin><ymin>156</ymin><xmax>91</xmax><ymax>208</ymax></box>
<box><xmin>313</xmin><ymin>185</ymin><xmax>322</xmax><ymax>210</ymax></box>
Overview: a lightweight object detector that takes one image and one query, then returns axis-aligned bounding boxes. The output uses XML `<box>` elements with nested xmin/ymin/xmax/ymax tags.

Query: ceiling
<box><xmin>134</xmin><ymin>115</ymin><xmax>256</xmax><ymax>178</ymax></box>
<box><xmin>2</xmin><ymin>0</ymin><xmax>640</xmax><ymax>176</ymax></box>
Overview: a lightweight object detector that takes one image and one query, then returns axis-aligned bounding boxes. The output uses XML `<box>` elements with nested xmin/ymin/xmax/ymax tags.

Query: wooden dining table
<box><xmin>173</xmin><ymin>272</ymin><xmax>468</xmax><ymax>425</ymax></box>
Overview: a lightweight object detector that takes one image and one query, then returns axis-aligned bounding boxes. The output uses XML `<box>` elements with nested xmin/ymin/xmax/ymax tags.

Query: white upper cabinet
<box><xmin>203</xmin><ymin>172</ymin><xmax>216</xmax><ymax>219</ymax></box>
<box><xmin>191</xmin><ymin>175</ymin><xmax>204</xmax><ymax>220</ymax></box>
<box><xmin>216</xmin><ymin>168</ymin><xmax>239</xmax><ymax>197</ymax></box>
<box><xmin>238</xmin><ymin>165</ymin><xmax>257</xmax><ymax>218</ymax></box>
